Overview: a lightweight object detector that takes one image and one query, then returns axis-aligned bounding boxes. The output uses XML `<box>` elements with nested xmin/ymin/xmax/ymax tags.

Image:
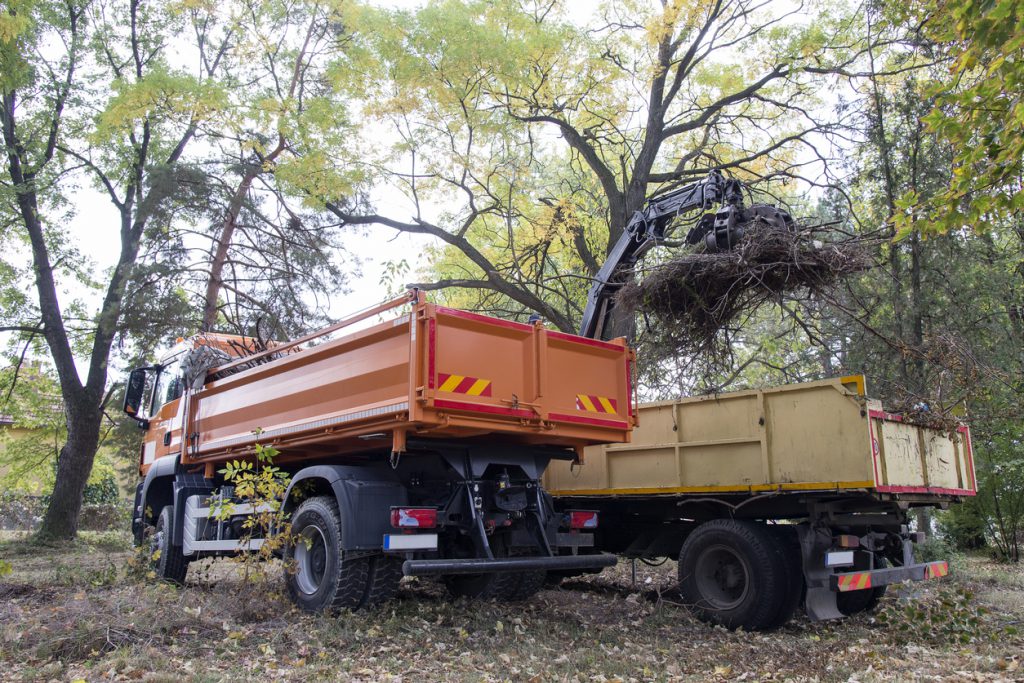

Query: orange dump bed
<box><xmin>166</xmin><ymin>294</ymin><xmax>634</xmax><ymax>468</ymax></box>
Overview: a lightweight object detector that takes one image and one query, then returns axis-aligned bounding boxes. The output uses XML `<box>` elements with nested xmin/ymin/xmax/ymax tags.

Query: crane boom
<box><xmin>579</xmin><ymin>171</ymin><xmax>792</xmax><ymax>341</ymax></box>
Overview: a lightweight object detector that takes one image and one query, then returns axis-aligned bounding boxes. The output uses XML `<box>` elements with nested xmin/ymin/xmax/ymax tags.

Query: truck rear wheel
<box><xmin>678</xmin><ymin>520</ymin><xmax>788</xmax><ymax>631</ymax></box>
<box><xmin>444</xmin><ymin>568</ymin><xmax>545</xmax><ymax>601</ymax></box>
<box><xmin>443</xmin><ymin>540</ymin><xmax>545</xmax><ymax>602</ymax></box>
<box><xmin>285</xmin><ymin>496</ymin><xmax>376</xmax><ymax>612</ymax></box>
<box><xmin>150</xmin><ymin>505</ymin><xmax>188</xmax><ymax>585</ymax></box>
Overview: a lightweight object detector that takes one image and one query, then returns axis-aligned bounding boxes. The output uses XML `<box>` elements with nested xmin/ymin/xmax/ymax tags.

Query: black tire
<box><xmin>445</xmin><ymin>568</ymin><xmax>545</xmax><ymax>602</ymax></box>
<box><xmin>504</xmin><ymin>567</ymin><xmax>547</xmax><ymax>601</ymax></box>
<box><xmin>678</xmin><ymin>519</ymin><xmax>789</xmax><ymax>631</ymax></box>
<box><xmin>837</xmin><ymin>555</ymin><xmax>887</xmax><ymax>616</ymax></box>
<box><xmin>443</xmin><ymin>539</ymin><xmax>545</xmax><ymax>602</ymax></box>
<box><xmin>151</xmin><ymin>505</ymin><xmax>189</xmax><ymax>585</ymax></box>
<box><xmin>285</xmin><ymin>496</ymin><xmax>372</xmax><ymax>612</ymax></box>
<box><xmin>764</xmin><ymin>524</ymin><xmax>804</xmax><ymax>628</ymax></box>
<box><xmin>363</xmin><ymin>555</ymin><xmax>404</xmax><ymax>606</ymax></box>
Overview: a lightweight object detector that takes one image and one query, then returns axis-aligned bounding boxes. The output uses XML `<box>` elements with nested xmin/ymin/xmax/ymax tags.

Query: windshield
<box><xmin>151</xmin><ymin>355</ymin><xmax>184</xmax><ymax>414</ymax></box>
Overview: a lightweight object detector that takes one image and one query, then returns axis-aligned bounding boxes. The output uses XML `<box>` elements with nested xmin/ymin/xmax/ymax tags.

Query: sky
<box><xmin>10</xmin><ymin>0</ymin><xmax>837</xmax><ymax>383</ymax></box>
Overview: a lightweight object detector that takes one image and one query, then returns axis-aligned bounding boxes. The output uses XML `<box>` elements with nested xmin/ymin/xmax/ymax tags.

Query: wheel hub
<box><xmin>294</xmin><ymin>525</ymin><xmax>328</xmax><ymax>595</ymax></box>
<box><xmin>695</xmin><ymin>544</ymin><xmax>751</xmax><ymax>610</ymax></box>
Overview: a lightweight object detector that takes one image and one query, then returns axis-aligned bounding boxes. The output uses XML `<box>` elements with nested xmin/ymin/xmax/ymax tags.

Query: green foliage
<box><xmin>937</xmin><ymin>499</ymin><xmax>989</xmax><ymax>552</ymax></box>
<box><xmin>0</xmin><ymin>363</ymin><xmax>65</xmax><ymax>494</ymax></box>
<box><xmin>0</xmin><ymin>362</ymin><xmax>126</xmax><ymax>501</ymax></box>
<box><xmin>893</xmin><ymin>0</ymin><xmax>1024</xmax><ymax>236</ymax></box>
<box><xmin>875</xmin><ymin>585</ymin><xmax>1004</xmax><ymax>645</ymax></box>
<box><xmin>972</xmin><ymin>440</ymin><xmax>1024</xmax><ymax>562</ymax></box>
<box><xmin>359</xmin><ymin>0</ymin><xmax>845</xmax><ymax>333</ymax></box>
<box><xmin>82</xmin><ymin>464</ymin><xmax>120</xmax><ymax>505</ymax></box>
<box><xmin>213</xmin><ymin>436</ymin><xmax>293</xmax><ymax>599</ymax></box>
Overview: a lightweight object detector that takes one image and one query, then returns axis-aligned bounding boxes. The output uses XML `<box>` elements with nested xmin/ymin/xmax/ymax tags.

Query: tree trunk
<box><xmin>915</xmin><ymin>508</ymin><xmax>931</xmax><ymax>538</ymax></box>
<box><xmin>909</xmin><ymin>232</ymin><xmax>925</xmax><ymax>392</ymax></box>
<box><xmin>37</xmin><ymin>401</ymin><xmax>103</xmax><ymax>539</ymax></box>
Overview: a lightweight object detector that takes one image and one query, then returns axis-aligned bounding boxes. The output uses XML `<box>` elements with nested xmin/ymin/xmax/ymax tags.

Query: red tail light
<box><xmin>568</xmin><ymin>510</ymin><xmax>598</xmax><ymax>529</ymax></box>
<box><xmin>390</xmin><ymin>507</ymin><xmax>438</xmax><ymax>529</ymax></box>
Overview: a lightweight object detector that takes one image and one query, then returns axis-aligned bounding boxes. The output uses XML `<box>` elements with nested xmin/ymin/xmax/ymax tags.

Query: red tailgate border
<box><xmin>867</xmin><ymin>409</ymin><xmax>976</xmax><ymax>497</ymax></box>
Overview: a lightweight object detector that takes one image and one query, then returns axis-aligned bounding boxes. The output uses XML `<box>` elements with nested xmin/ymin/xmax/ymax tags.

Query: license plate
<box><xmin>383</xmin><ymin>533</ymin><xmax>438</xmax><ymax>551</ymax></box>
<box><xmin>826</xmin><ymin>550</ymin><xmax>855</xmax><ymax>567</ymax></box>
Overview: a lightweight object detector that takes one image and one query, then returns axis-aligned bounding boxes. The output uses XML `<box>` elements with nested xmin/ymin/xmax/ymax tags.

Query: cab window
<box><xmin>151</xmin><ymin>356</ymin><xmax>184</xmax><ymax>413</ymax></box>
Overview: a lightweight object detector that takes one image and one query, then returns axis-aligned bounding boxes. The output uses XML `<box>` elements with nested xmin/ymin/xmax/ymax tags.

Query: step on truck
<box><xmin>124</xmin><ymin>291</ymin><xmax>634</xmax><ymax>611</ymax></box>
<box><xmin>544</xmin><ymin>376</ymin><xmax>976</xmax><ymax>630</ymax></box>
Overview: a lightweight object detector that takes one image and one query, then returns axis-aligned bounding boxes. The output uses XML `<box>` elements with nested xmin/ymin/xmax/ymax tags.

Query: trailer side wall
<box><xmin>544</xmin><ymin>376</ymin><xmax>975</xmax><ymax>498</ymax></box>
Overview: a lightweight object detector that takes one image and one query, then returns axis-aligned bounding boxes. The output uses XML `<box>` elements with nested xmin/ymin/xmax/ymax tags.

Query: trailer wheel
<box><xmin>678</xmin><ymin>520</ymin><xmax>788</xmax><ymax>631</ymax></box>
<box><xmin>150</xmin><ymin>505</ymin><xmax>188</xmax><ymax>585</ymax></box>
<box><xmin>837</xmin><ymin>556</ymin><xmax>887</xmax><ymax>616</ymax></box>
<box><xmin>765</xmin><ymin>524</ymin><xmax>805</xmax><ymax>628</ymax></box>
<box><xmin>285</xmin><ymin>496</ymin><xmax>370</xmax><ymax>612</ymax></box>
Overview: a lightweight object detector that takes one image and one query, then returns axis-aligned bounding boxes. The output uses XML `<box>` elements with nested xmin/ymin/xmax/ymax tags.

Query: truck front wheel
<box><xmin>678</xmin><ymin>520</ymin><xmax>788</xmax><ymax>631</ymax></box>
<box><xmin>150</xmin><ymin>505</ymin><xmax>188</xmax><ymax>585</ymax></box>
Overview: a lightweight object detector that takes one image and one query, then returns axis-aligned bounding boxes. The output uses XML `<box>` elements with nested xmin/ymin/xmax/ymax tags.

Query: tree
<box><xmin>195</xmin><ymin>0</ymin><xmax>365</xmax><ymax>335</ymax></box>
<box><xmin>1</xmin><ymin>0</ymin><xmax>226</xmax><ymax>538</ymax></box>
<box><xmin>894</xmin><ymin>0</ymin><xmax>1024</xmax><ymax>236</ymax></box>
<box><xmin>328</xmin><ymin>0</ymin><xmax>860</xmax><ymax>338</ymax></box>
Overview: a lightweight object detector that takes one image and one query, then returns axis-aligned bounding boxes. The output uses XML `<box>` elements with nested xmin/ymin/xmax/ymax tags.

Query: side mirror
<box><xmin>123</xmin><ymin>366</ymin><xmax>154</xmax><ymax>427</ymax></box>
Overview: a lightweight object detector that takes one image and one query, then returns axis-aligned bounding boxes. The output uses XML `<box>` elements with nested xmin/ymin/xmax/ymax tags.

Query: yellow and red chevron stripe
<box><xmin>576</xmin><ymin>394</ymin><xmax>618</xmax><ymax>414</ymax></box>
<box><xmin>438</xmin><ymin>373</ymin><xmax>492</xmax><ymax>397</ymax></box>
<box><xmin>925</xmin><ymin>561</ymin><xmax>949</xmax><ymax>580</ymax></box>
<box><xmin>836</xmin><ymin>572</ymin><xmax>872</xmax><ymax>592</ymax></box>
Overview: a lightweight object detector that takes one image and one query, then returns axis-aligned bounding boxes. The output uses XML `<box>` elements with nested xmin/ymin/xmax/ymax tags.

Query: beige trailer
<box><xmin>544</xmin><ymin>376</ymin><xmax>975</xmax><ymax>630</ymax></box>
<box><xmin>545</xmin><ymin>376</ymin><xmax>975</xmax><ymax>498</ymax></box>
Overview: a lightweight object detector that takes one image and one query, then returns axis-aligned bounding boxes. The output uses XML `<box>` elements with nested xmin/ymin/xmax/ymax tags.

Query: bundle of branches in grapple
<box><xmin>616</xmin><ymin>220</ymin><xmax>877</xmax><ymax>356</ymax></box>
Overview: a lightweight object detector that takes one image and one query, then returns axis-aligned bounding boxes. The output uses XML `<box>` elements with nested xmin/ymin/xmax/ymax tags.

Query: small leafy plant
<box><xmin>212</xmin><ymin>433</ymin><xmax>295</xmax><ymax>610</ymax></box>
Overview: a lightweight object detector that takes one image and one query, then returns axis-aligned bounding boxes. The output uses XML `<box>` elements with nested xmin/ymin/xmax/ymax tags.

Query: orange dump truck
<box><xmin>124</xmin><ymin>291</ymin><xmax>633</xmax><ymax>611</ymax></box>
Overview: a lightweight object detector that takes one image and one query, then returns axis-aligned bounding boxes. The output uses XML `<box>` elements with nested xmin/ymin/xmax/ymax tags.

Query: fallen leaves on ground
<box><xmin>0</xmin><ymin>533</ymin><xmax>1022</xmax><ymax>682</ymax></box>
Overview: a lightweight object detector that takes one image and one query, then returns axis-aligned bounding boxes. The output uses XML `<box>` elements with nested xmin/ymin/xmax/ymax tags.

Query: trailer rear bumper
<box><xmin>830</xmin><ymin>560</ymin><xmax>949</xmax><ymax>592</ymax></box>
<box><xmin>402</xmin><ymin>553</ymin><xmax>618</xmax><ymax>577</ymax></box>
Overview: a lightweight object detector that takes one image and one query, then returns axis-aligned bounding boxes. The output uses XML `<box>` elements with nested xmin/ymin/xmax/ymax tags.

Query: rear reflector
<box><xmin>568</xmin><ymin>510</ymin><xmax>599</xmax><ymax>530</ymax></box>
<box><xmin>390</xmin><ymin>507</ymin><xmax>438</xmax><ymax>529</ymax></box>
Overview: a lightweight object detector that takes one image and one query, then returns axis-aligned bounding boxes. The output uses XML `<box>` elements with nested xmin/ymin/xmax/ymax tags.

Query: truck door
<box><xmin>149</xmin><ymin>354</ymin><xmax>186</xmax><ymax>461</ymax></box>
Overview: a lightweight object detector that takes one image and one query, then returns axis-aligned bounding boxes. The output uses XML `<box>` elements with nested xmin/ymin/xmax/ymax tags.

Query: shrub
<box><xmin>0</xmin><ymin>492</ymin><xmax>45</xmax><ymax>530</ymax></box>
<box><xmin>937</xmin><ymin>500</ymin><xmax>989</xmax><ymax>551</ymax></box>
<box><xmin>211</xmin><ymin>438</ymin><xmax>294</xmax><ymax>613</ymax></box>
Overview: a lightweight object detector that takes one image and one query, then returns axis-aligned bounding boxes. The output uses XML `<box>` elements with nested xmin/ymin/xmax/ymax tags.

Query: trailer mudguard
<box><xmin>284</xmin><ymin>465</ymin><xmax>408</xmax><ymax>552</ymax></box>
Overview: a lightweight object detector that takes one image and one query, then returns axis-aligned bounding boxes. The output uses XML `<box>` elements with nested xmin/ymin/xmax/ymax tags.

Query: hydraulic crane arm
<box><xmin>579</xmin><ymin>171</ymin><xmax>792</xmax><ymax>341</ymax></box>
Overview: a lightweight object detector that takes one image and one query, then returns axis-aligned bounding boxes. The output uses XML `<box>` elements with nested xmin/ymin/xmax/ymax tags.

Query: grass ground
<box><xmin>1</xmin><ymin>530</ymin><xmax>1022</xmax><ymax>682</ymax></box>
